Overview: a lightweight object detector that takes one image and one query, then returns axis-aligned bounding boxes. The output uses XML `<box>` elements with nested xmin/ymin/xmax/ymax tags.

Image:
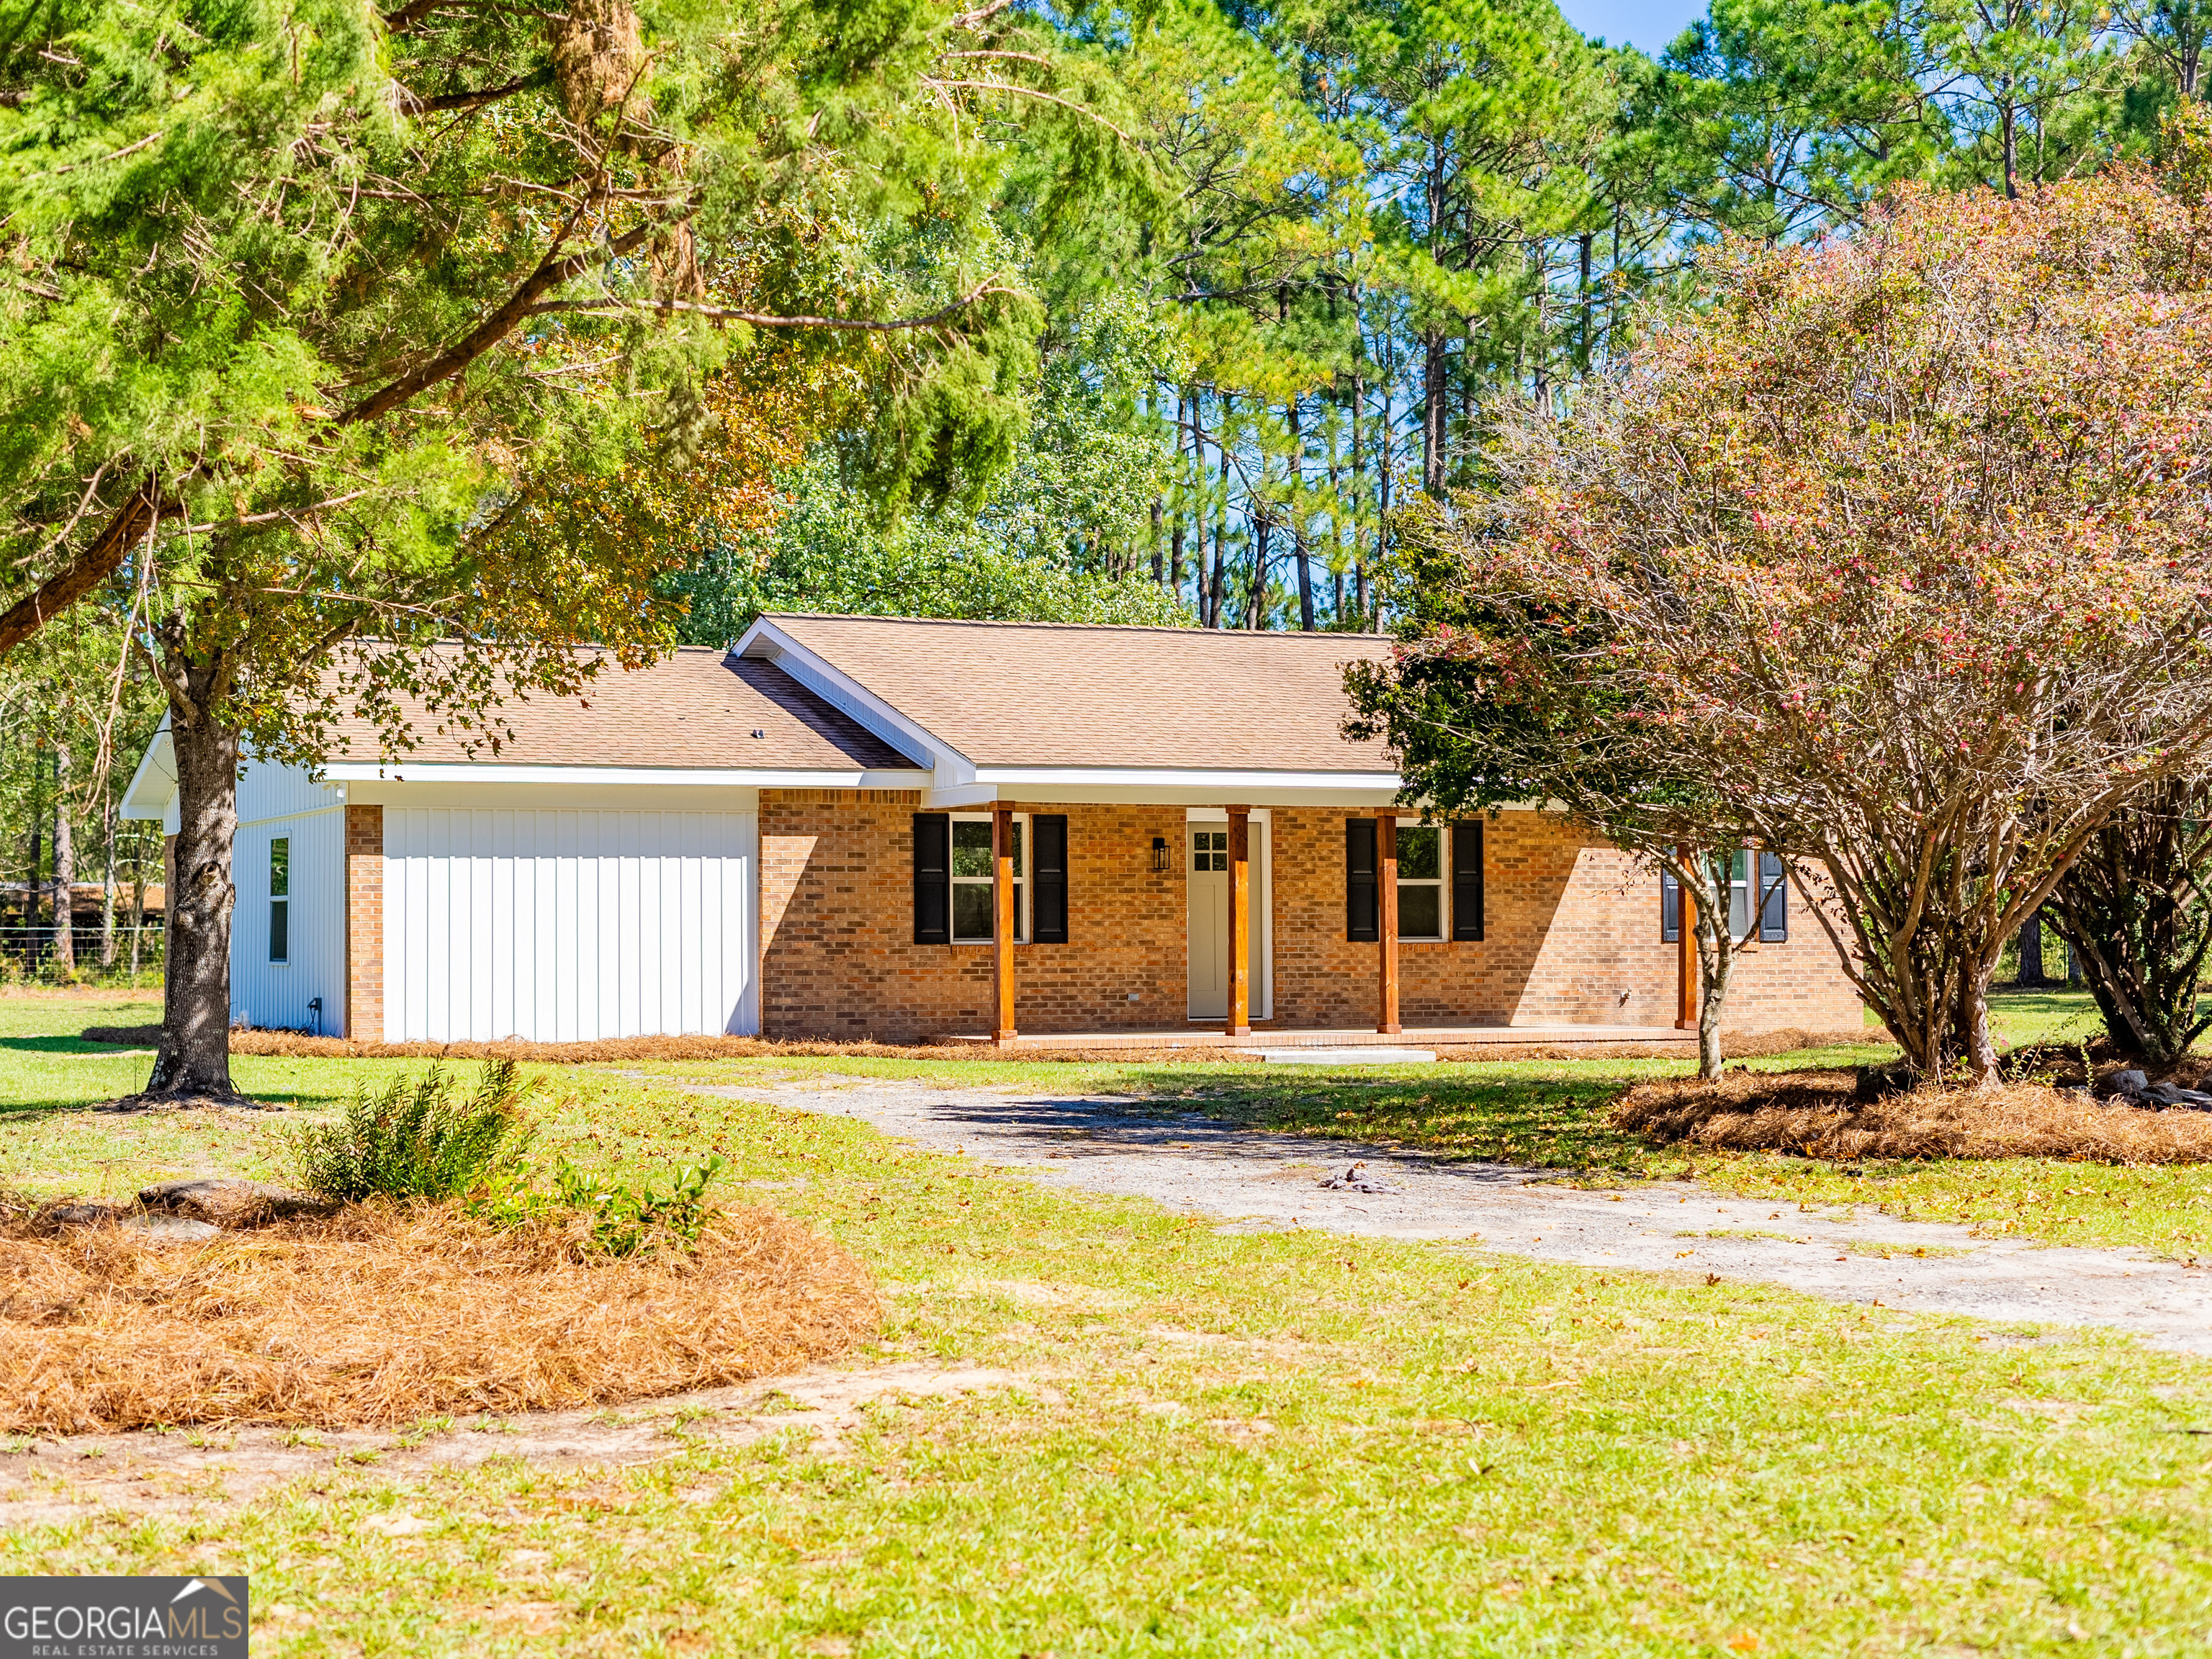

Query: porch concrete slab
<box><xmin>644</xmin><ymin>1074</ymin><xmax>2212</xmax><ymax>1358</ymax></box>
<box><xmin>1256</xmin><ymin>1048</ymin><xmax>1436</xmax><ymax>1065</ymax></box>
<box><xmin>938</xmin><ymin>1023</ymin><xmax>1692</xmax><ymax>1053</ymax></box>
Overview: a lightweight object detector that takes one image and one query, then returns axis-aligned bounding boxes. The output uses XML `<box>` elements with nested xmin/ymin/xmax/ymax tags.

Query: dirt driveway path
<box><xmin>662</xmin><ymin>1074</ymin><xmax>2212</xmax><ymax>1358</ymax></box>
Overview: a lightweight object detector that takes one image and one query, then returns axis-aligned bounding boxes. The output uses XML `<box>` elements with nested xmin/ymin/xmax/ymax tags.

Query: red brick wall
<box><xmin>344</xmin><ymin>804</ymin><xmax>383</xmax><ymax>1042</ymax></box>
<box><xmin>757</xmin><ymin>793</ymin><xmax>1863</xmax><ymax>1041</ymax></box>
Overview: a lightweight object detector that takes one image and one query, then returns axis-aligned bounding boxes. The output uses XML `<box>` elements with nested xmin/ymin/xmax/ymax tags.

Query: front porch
<box><xmin>956</xmin><ymin>801</ymin><xmax>1702</xmax><ymax>1048</ymax></box>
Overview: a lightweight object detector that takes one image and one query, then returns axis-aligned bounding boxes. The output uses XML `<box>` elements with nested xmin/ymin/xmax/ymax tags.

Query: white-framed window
<box><xmin>1396</xmin><ymin>819</ymin><xmax>1445</xmax><ymax>941</ymax></box>
<box><xmin>1722</xmin><ymin>848</ymin><xmax>1753</xmax><ymax>938</ymax></box>
<box><xmin>1191</xmin><ymin>828</ymin><xmax>1228</xmax><ymax>872</ymax></box>
<box><xmin>269</xmin><ymin>837</ymin><xmax>290</xmax><ymax>963</ymax></box>
<box><xmin>950</xmin><ymin>813</ymin><xmax>1027</xmax><ymax>944</ymax></box>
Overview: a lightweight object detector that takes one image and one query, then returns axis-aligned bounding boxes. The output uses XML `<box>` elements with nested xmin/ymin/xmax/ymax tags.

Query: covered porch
<box><xmin>956</xmin><ymin>800</ymin><xmax>1702</xmax><ymax>1049</ymax></box>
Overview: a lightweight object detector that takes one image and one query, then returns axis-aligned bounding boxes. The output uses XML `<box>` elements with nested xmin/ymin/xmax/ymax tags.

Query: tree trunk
<box><xmin>1421</xmin><ymin>327</ymin><xmax>1448</xmax><ymax>497</ymax></box>
<box><xmin>2016</xmin><ymin>911</ymin><xmax>2046</xmax><ymax>986</ymax></box>
<box><xmin>143</xmin><ymin>704</ymin><xmax>245</xmax><ymax>1102</ymax></box>
<box><xmin>1287</xmin><ymin>396</ymin><xmax>1313</xmax><ymax>631</ymax></box>
<box><xmin>1956</xmin><ymin>961</ymin><xmax>2000</xmax><ymax>1086</ymax></box>
<box><xmin>1678</xmin><ymin>850</ymin><xmax>1737</xmax><ymax>1082</ymax></box>
<box><xmin>51</xmin><ymin>742</ymin><xmax>74</xmax><ymax>979</ymax></box>
<box><xmin>1695</xmin><ymin>902</ymin><xmax>1730</xmax><ymax>1081</ymax></box>
<box><xmin>129</xmin><ymin>825</ymin><xmax>149</xmax><ymax>979</ymax></box>
<box><xmin>24</xmin><ymin>754</ymin><xmax>44</xmax><ymax>974</ymax></box>
<box><xmin>100</xmin><ymin>787</ymin><xmax>117</xmax><ymax>971</ymax></box>
<box><xmin>1249</xmin><ymin>513</ymin><xmax>1269</xmax><ymax>629</ymax></box>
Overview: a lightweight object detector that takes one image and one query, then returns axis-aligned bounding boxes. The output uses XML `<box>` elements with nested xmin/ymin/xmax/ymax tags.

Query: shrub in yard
<box><xmin>291</xmin><ymin>1061</ymin><xmax>533</xmax><ymax>1204</ymax></box>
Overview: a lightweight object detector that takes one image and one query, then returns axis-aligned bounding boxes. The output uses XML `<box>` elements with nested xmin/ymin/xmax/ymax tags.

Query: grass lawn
<box><xmin>3</xmin><ymin>991</ymin><xmax>2210</xmax><ymax>1654</ymax></box>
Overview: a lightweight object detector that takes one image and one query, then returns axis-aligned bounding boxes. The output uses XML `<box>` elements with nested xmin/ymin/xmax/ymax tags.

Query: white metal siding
<box><xmin>238</xmin><ymin>756</ymin><xmax>343</xmax><ymax>824</ymax></box>
<box><xmin>383</xmin><ymin>807</ymin><xmax>757</xmax><ymax>1041</ymax></box>
<box><xmin>231</xmin><ymin>801</ymin><xmax>346</xmax><ymax>1036</ymax></box>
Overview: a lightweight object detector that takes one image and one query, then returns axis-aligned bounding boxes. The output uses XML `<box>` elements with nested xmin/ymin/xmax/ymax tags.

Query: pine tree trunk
<box><xmin>1287</xmin><ymin>397</ymin><xmax>1313</xmax><ymax>631</ymax></box>
<box><xmin>24</xmin><ymin>757</ymin><xmax>44</xmax><ymax>974</ymax></box>
<box><xmin>142</xmin><ymin>704</ymin><xmax>245</xmax><ymax>1102</ymax></box>
<box><xmin>1421</xmin><ymin>327</ymin><xmax>1448</xmax><ymax>497</ymax></box>
<box><xmin>51</xmin><ymin>742</ymin><xmax>74</xmax><ymax>979</ymax></box>
<box><xmin>128</xmin><ymin>832</ymin><xmax>148</xmax><ymax>979</ymax></box>
<box><xmin>99</xmin><ymin>790</ymin><xmax>117</xmax><ymax>971</ymax></box>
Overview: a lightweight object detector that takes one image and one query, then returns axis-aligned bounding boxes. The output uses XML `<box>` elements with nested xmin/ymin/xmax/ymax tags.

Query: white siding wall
<box><xmin>384</xmin><ymin>806</ymin><xmax>758</xmax><ymax>1041</ymax></box>
<box><xmin>230</xmin><ymin>760</ymin><xmax>347</xmax><ymax>1035</ymax></box>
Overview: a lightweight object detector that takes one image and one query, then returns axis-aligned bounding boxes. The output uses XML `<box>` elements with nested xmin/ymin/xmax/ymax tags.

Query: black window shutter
<box><xmin>1758</xmin><ymin>850</ymin><xmax>1789</xmax><ymax>943</ymax></box>
<box><xmin>1346</xmin><ymin>817</ymin><xmax>1378</xmax><ymax>942</ymax></box>
<box><xmin>1451</xmin><ymin>819</ymin><xmax>1484</xmax><ymax>941</ymax></box>
<box><xmin>1033</xmin><ymin>814</ymin><xmax>1069</xmax><ymax>944</ymax></box>
<box><xmin>1660</xmin><ymin>866</ymin><xmax>1681</xmax><ymax>943</ymax></box>
<box><xmin>912</xmin><ymin>813</ymin><xmax>949</xmax><ymax>945</ymax></box>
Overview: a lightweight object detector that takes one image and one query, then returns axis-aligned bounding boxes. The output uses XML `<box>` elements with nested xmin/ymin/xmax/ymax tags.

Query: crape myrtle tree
<box><xmin>0</xmin><ymin>0</ymin><xmax>1081</xmax><ymax>1102</ymax></box>
<box><xmin>1356</xmin><ymin>144</ymin><xmax>2212</xmax><ymax>1086</ymax></box>
<box><xmin>2043</xmin><ymin>775</ymin><xmax>2212</xmax><ymax>1063</ymax></box>
<box><xmin>1346</xmin><ymin>506</ymin><xmax>1778</xmax><ymax>1082</ymax></box>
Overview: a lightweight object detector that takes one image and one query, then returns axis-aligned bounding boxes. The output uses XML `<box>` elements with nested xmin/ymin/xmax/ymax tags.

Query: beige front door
<box><xmin>1187</xmin><ymin>827</ymin><xmax>1230</xmax><ymax>1020</ymax></box>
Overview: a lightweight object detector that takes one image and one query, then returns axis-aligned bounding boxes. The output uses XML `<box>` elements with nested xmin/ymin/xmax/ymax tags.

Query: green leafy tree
<box><xmin>0</xmin><ymin>0</ymin><xmax>1065</xmax><ymax>1101</ymax></box>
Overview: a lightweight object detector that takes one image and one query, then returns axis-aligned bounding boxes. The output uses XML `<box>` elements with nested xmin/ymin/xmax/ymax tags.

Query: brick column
<box><xmin>345</xmin><ymin>804</ymin><xmax>384</xmax><ymax>1041</ymax></box>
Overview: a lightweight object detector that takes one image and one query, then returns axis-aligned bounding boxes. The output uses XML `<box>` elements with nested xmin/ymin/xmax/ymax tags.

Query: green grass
<box><xmin>5</xmin><ymin>993</ymin><xmax>2212</xmax><ymax>1654</ymax></box>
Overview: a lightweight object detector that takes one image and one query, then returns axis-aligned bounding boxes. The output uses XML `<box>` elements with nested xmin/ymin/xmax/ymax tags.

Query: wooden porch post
<box><xmin>1675</xmin><ymin>851</ymin><xmax>1698</xmax><ymax>1031</ymax></box>
<box><xmin>992</xmin><ymin>804</ymin><xmax>1018</xmax><ymax>1045</ymax></box>
<box><xmin>1376</xmin><ymin>809</ymin><xmax>1401</xmax><ymax>1035</ymax></box>
<box><xmin>1226</xmin><ymin>806</ymin><xmax>1251</xmax><ymax>1038</ymax></box>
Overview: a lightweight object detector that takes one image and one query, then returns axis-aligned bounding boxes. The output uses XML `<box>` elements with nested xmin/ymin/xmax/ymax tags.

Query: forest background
<box><xmin>4</xmin><ymin>0</ymin><xmax>2198</xmax><ymax>979</ymax></box>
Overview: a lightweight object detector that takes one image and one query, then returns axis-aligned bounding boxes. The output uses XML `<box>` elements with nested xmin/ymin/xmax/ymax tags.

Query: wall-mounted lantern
<box><xmin>1151</xmin><ymin>836</ymin><xmax>1170</xmax><ymax>872</ymax></box>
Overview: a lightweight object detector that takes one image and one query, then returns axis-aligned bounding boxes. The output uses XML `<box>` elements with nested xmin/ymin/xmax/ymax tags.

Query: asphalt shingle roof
<box><xmin>757</xmin><ymin>614</ymin><xmax>1395</xmax><ymax>771</ymax></box>
<box><xmin>327</xmin><ymin>649</ymin><xmax>922</xmax><ymax>772</ymax></box>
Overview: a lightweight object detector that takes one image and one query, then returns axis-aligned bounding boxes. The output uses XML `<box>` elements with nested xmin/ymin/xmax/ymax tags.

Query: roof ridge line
<box><xmin>765</xmin><ymin>611</ymin><xmax>1391</xmax><ymax>641</ymax></box>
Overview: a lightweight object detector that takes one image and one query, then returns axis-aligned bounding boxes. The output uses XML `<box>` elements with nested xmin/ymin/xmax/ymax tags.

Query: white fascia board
<box><xmin>317</xmin><ymin>761</ymin><xmax>931</xmax><ymax>789</ymax></box>
<box><xmin>735</xmin><ymin>619</ymin><xmax>968</xmax><ymax>780</ymax></box>
<box><xmin>119</xmin><ymin>724</ymin><xmax>176</xmax><ymax>820</ymax></box>
<box><xmin>967</xmin><ymin>767</ymin><xmax>1405</xmax><ymax>807</ymax></box>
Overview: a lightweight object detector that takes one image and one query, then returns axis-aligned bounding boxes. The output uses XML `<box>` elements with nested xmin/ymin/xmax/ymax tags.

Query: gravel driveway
<box><xmin>662</xmin><ymin>1074</ymin><xmax>2212</xmax><ymax>1357</ymax></box>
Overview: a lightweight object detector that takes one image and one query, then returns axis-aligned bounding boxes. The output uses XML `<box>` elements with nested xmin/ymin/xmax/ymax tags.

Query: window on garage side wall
<box><xmin>269</xmin><ymin>837</ymin><xmax>289</xmax><ymax>963</ymax></box>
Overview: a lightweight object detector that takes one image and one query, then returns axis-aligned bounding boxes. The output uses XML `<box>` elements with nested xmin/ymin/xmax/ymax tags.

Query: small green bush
<box><xmin>291</xmin><ymin>1061</ymin><xmax>534</xmax><ymax>1203</ymax></box>
<box><xmin>552</xmin><ymin>1155</ymin><xmax>727</xmax><ymax>1256</ymax></box>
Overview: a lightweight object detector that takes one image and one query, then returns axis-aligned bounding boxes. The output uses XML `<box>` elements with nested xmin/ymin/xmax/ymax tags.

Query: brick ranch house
<box><xmin>120</xmin><ymin>614</ymin><xmax>1862</xmax><ymax>1047</ymax></box>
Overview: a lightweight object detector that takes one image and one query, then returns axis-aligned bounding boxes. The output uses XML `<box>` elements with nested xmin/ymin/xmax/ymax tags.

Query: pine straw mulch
<box><xmin>1613</xmin><ymin>1070</ymin><xmax>2212</xmax><ymax>1164</ymax></box>
<box><xmin>73</xmin><ymin>1024</ymin><xmax>1877</xmax><ymax>1068</ymax></box>
<box><xmin>0</xmin><ymin>1202</ymin><xmax>880</xmax><ymax>1437</ymax></box>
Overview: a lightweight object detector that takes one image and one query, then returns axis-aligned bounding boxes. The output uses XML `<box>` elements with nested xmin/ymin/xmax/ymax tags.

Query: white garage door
<box><xmin>384</xmin><ymin>807</ymin><xmax>757</xmax><ymax>1042</ymax></box>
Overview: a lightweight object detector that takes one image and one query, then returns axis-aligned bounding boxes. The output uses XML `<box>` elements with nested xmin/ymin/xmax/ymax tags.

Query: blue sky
<box><xmin>1554</xmin><ymin>0</ymin><xmax>1706</xmax><ymax>56</ymax></box>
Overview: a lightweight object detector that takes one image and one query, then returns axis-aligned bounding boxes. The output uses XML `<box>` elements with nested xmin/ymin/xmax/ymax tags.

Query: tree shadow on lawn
<box><xmin>0</xmin><ymin>1034</ymin><xmax>150</xmax><ymax>1056</ymax></box>
<box><xmin>1043</xmin><ymin>1042</ymin><xmax>1894</xmax><ymax>1177</ymax></box>
<box><xmin>905</xmin><ymin>1064</ymin><xmax>1681</xmax><ymax>1177</ymax></box>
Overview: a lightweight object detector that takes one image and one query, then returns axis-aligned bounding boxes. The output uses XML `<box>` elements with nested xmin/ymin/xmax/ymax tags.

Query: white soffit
<box><xmin>120</xmin><ymin>726</ymin><xmax>176</xmax><ymax>820</ymax></box>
